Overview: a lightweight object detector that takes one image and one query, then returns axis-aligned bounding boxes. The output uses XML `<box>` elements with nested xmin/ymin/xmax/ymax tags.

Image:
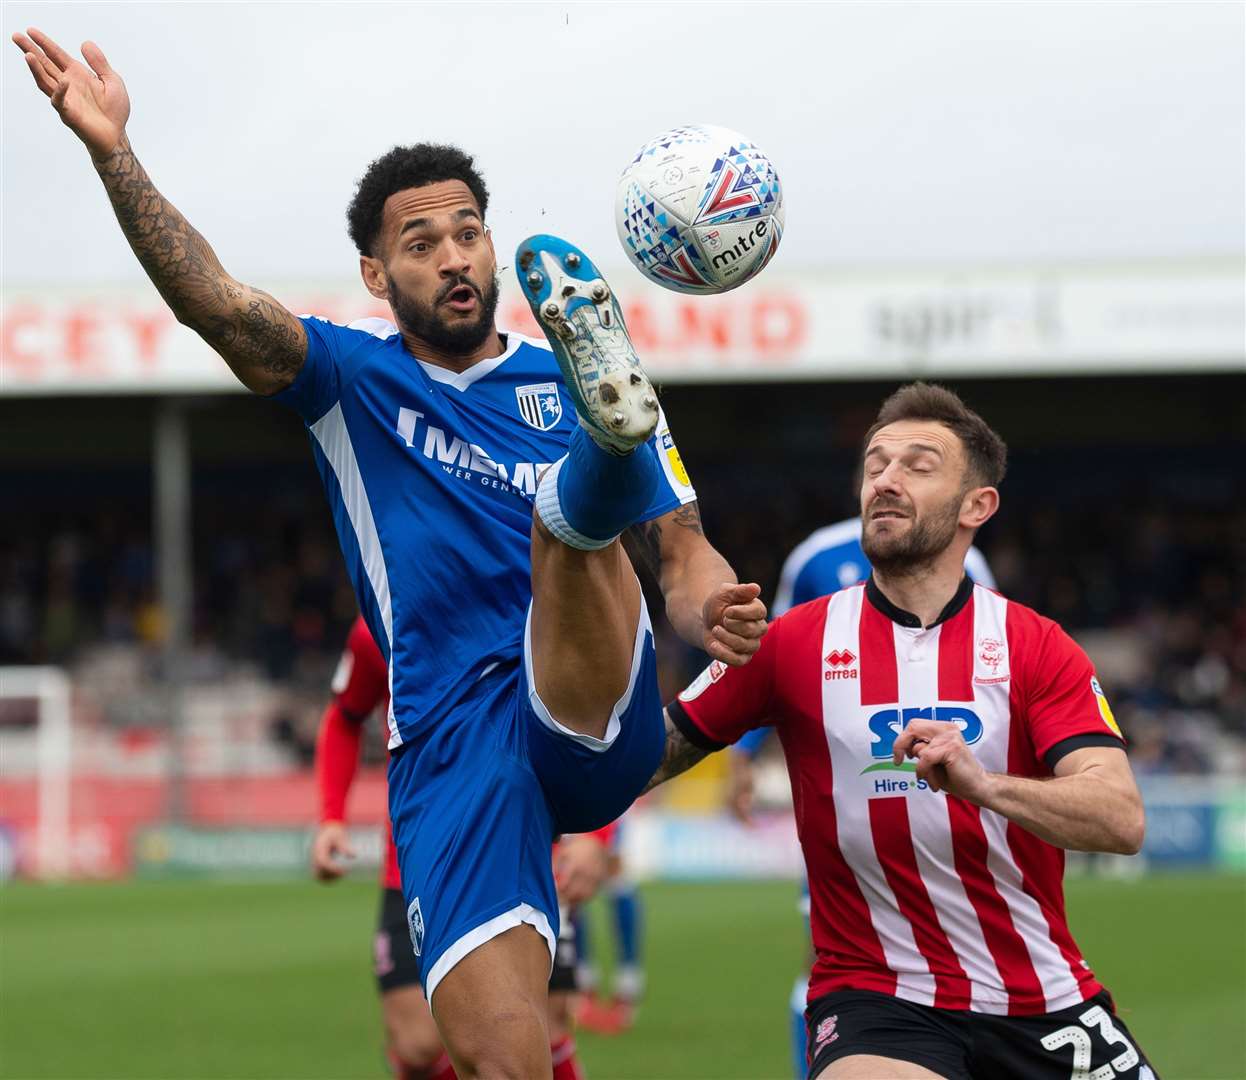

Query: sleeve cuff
<box><xmin>667</xmin><ymin>698</ymin><xmax>729</xmax><ymax>753</ymax></box>
<box><xmin>1043</xmin><ymin>733</ymin><xmax>1126</xmax><ymax>770</ymax></box>
<box><xmin>268</xmin><ymin>321</ymin><xmax>315</xmax><ymax>402</ymax></box>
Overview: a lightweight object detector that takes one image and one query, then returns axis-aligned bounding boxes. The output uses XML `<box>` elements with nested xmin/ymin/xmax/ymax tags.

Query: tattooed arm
<box><xmin>92</xmin><ymin>139</ymin><xmax>306</xmax><ymax>391</ymax></box>
<box><xmin>642</xmin><ymin>709</ymin><xmax>711</xmax><ymax>794</ymax></box>
<box><xmin>13</xmin><ymin>30</ymin><xmax>306</xmax><ymax>393</ymax></box>
<box><xmin>627</xmin><ymin>502</ymin><xmax>768</xmax><ymax>666</ymax></box>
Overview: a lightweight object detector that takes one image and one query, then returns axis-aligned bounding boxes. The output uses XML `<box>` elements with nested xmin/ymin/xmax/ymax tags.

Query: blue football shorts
<box><xmin>386</xmin><ymin>600</ymin><xmax>664</xmax><ymax>1004</ymax></box>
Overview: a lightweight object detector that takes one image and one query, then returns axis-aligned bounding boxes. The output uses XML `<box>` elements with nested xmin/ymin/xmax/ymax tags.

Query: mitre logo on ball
<box><xmin>615</xmin><ymin>123</ymin><xmax>784</xmax><ymax>295</ymax></box>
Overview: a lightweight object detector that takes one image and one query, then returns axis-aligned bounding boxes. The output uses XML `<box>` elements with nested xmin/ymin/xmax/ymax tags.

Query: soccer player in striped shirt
<box><xmin>730</xmin><ymin>523</ymin><xmax>995</xmax><ymax>1077</ymax></box>
<box><xmin>647</xmin><ymin>383</ymin><xmax>1157</xmax><ymax>1079</ymax></box>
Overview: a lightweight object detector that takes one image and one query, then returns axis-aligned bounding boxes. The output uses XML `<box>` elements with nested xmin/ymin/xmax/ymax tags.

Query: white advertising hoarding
<box><xmin>2</xmin><ymin>259</ymin><xmax>1241</xmax><ymax>395</ymax></box>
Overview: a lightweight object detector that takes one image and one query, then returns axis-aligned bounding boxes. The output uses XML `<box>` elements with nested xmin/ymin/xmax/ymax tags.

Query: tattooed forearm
<box><xmin>643</xmin><ymin>711</ymin><xmax>711</xmax><ymax>794</ymax></box>
<box><xmin>625</xmin><ymin>502</ymin><xmax>705</xmax><ymax>585</ymax></box>
<box><xmin>624</xmin><ymin>519</ymin><xmax>663</xmax><ymax>581</ymax></box>
<box><xmin>671</xmin><ymin>501</ymin><xmax>705</xmax><ymax>536</ymax></box>
<box><xmin>93</xmin><ymin>137</ymin><xmax>305</xmax><ymax>391</ymax></box>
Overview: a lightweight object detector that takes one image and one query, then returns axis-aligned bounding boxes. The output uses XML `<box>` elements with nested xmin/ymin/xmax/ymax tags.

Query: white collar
<box><xmin>417</xmin><ymin>330</ymin><xmax>546</xmax><ymax>392</ymax></box>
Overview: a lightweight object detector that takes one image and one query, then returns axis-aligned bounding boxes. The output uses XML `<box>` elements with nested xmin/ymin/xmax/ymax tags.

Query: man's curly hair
<box><xmin>346</xmin><ymin>143</ymin><xmax>490</xmax><ymax>258</ymax></box>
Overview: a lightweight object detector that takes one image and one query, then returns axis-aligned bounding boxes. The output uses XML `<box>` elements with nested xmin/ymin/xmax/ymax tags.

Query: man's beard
<box><xmin>861</xmin><ymin>492</ymin><xmax>962</xmax><ymax>576</ymax></box>
<box><xmin>388</xmin><ymin>271</ymin><xmax>500</xmax><ymax>356</ymax></box>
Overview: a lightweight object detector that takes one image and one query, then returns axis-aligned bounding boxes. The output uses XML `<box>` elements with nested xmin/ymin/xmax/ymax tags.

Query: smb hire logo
<box><xmin>862</xmin><ymin>706</ymin><xmax>983</xmax><ymax>794</ymax></box>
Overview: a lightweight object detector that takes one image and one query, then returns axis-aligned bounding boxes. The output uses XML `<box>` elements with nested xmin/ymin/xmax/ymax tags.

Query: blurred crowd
<box><xmin>986</xmin><ymin>508</ymin><xmax>1246</xmax><ymax>775</ymax></box>
<box><xmin>3</xmin><ymin>470</ymin><xmax>1242</xmax><ymax>775</ymax></box>
<box><xmin>0</xmin><ymin>501</ymin><xmax>356</xmax><ymax>687</ymax></box>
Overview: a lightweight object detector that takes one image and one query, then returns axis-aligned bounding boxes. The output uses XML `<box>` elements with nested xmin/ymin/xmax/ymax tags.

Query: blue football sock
<box><xmin>790</xmin><ymin>974</ymin><xmax>808</xmax><ymax>1078</ymax></box>
<box><xmin>572</xmin><ymin>907</ymin><xmax>592</xmax><ymax>965</ymax></box>
<box><xmin>535</xmin><ymin>425</ymin><xmax>659</xmax><ymax>548</ymax></box>
<box><xmin>571</xmin><ymin>908</ymin><xmax>597</xmax><ymax>992</ymax></box>
<box><xmin>610</xmin><ymin>882</ymin><xmax>642</xmax><ymax>969</ymax></box>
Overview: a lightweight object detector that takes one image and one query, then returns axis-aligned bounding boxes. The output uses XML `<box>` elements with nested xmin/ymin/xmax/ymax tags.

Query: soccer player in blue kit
<box><xmin>14</xmin><ymin>28</ymin><xmax>768</xmax><ymax>1077</ymax></box>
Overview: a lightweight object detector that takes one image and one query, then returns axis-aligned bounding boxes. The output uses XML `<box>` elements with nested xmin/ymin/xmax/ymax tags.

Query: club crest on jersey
<box><xmin>978</xmin><ymin>637</ymin><xmax>1005</xmax><ymax>671</ymax></box>
<box><xmin>515</xmin><ymin>382</ymin><xmax>563</xmax><ymax>431</ymax></box>
<box><xmin>975</xmin><ymin>637</ymin><xmax>1009</xmax><ymax>685</ymax></box>
<box><xmin>407</xmin><ymin>897</ymin><xmax>425</xmax><ymax>957</ymax></box>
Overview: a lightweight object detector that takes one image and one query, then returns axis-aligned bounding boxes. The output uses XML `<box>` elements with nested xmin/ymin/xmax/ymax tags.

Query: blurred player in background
<box><xmin>650</xmin><ymin>384</ymin><xmax>1156</xmax><ymax>1079</ymax></box>
<box><xmin>571</xmin><ymin>821</ymin><xmax>646</xmax><ymax>1034</ymax></box>
<box><xmin>312</xmin><ymin>616</ymin><xmax>607</xmax><ymax>1080</ymax></box>
<box><xmin>311</xmin><ymin>617</ymin><xmax>451</xmax><ymax>1080</ymax></box>
<box><xmin>727</xmin><ymin>521</ymin><xmax>994</xmax><ymax>1076</ymax></box>
<box><xmin>14</xmin><ymin>29</ymin><xmax>766</xmax><ymax>1077</ymax></box>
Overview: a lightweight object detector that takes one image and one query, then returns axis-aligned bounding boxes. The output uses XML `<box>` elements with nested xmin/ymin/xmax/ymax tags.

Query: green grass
<box><xmin>1062</xmin><ymin>874</ymin><xmax>1246</xmax><ymax>1080</ymax></box>
<box><xmin>1</xmin><ymin>875</ymin><xmax>1242</xmax><ymax>1079</ymax></box>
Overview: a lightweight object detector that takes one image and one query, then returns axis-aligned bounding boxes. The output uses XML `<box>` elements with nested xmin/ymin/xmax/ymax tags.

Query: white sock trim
<box><xmin>523</xmin><ymin>593</ymin><xmax>652</xmax><ymax>753</ymax></box>
<box><xmin>425</xmin><ymin>902</ymin><xmax>556</xmax><ymax>1010</ymax></box>
<box><xmin>614</xmin><ymin>964</ymin><xmax>645</xmax><ymax>1001</ymax></box>
<box><xmin>534</xmin><ymin>456</ymin><xmax>618</xmax><ymax>551</ymax></box>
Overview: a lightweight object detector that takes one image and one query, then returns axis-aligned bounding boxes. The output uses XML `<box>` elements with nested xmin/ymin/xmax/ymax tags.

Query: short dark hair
<box><xmin>346</xmin><ymin>143</ymin><xmax>490</xmax><ymax>257</ymax></box>
<box><xmin>864</xmin><ymin>382</ymin><xmax>1007</xmax><ymax>488</ymax></box>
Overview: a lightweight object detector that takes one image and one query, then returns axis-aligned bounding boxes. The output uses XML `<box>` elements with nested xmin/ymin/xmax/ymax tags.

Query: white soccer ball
<box><xmin>615</xmin><ymin>124</ymin><xmax>784</xmax><ymax>295</ymax></box>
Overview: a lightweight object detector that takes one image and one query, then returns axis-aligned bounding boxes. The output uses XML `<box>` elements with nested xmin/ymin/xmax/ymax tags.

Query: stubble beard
<box><xmin>388</xmin><ymin>271</ymin><xmax>501</xmax><ymax>356</ymax></box>
<box><xmin>861</xmin><ymin>492</ymin><xmax>962</xmax><ymax>577</ymax></box>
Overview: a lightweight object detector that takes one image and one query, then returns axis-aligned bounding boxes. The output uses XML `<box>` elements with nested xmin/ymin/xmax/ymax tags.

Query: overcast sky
<box><xmin>3</xmin><ymin>1</ymin><xmax>1243</xmax><ymax>288</ymax></box>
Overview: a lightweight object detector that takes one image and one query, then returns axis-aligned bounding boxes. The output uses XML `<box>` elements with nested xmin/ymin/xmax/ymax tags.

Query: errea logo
<box><xmin>824</xmin><ymin>648</ymin><xmax>858</xmax><ymax>681</ymax></box>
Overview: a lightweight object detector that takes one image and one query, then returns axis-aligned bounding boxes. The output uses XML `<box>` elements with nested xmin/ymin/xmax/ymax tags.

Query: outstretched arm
<box><xmin>628</xmin><ymin>502</ymin><xmax>767</xmax><ymax>666</ymax></box>
<box><xmin>642</xmin><ymin>709</ymin><xmax>712</xmax><ymax>794</ymax></box>
<box><xmin>12</xmin><ymin>29</ymin><xmax>306</xmax><ymax>394</ymax></box>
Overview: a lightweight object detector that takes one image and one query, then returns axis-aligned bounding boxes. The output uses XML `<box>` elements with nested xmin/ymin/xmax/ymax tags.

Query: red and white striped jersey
<box><xmin>670</xmin><ymin>577</ymin><xmax>1126</xmax><ymax>1017</ymax></box>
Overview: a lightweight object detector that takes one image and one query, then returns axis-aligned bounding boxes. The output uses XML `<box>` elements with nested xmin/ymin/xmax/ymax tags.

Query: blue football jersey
<box><xmin>276</xmin><ymin>316</ymin><xmax>696</xmax><ymax>748</ymax></box>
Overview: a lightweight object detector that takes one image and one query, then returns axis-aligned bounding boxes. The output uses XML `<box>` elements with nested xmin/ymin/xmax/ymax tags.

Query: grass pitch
<box><xmin>1</xmin><ymin>874</ymin><xmax>1242</xmax><ymax>1079</ymax></box>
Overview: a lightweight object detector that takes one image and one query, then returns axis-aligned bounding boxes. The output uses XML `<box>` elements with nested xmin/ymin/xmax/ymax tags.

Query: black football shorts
<box><xmin>375</xmin><ymin>887</ymin><xmax>423</xmax><ymax>993</ymax></box>
<box><xmin>549</xmin><ymin>907</ymin><xmax>579</xmax><ymax>993</ymax></box>
<box><xmin>806</xmin><ymin>987</ymin><xmax>1157</xmax><ymax>1079</ymax></box>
